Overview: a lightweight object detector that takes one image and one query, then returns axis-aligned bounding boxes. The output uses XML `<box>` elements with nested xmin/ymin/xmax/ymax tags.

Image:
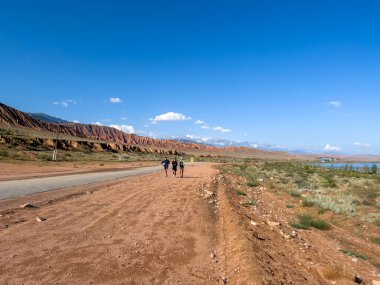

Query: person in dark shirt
<box><xmin>179</xmin><ymin>157</ymin><xmax>185</xmax><ymax>178</ymax></box>
<box><xmin>172</xmin><ymin>158</ymin><xmax>178</xmax><ymax>177</ymax></box>
<box><xmin>161</xmin><ymin>157</ymin><xmax>170</xmax><ymax>178</ymax></box>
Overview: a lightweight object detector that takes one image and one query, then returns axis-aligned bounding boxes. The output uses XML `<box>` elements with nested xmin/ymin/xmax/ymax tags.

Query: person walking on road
<box><xmin>172</xmin><ymin>158</ymin><xmax>178</xmax><ymax>177</ymax></box>
<box><xmin>179</xmin><ymin>157</ymin><xmax>185</xmax><ymax>178</ymax></box>
<box><xmin>162</xmin><ymin>157</ymin><xmax>170</xmax><ymax>178</ymax></box>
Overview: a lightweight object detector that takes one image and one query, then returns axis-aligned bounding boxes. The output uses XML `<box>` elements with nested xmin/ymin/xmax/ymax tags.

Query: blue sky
<box><xmin>1</xmin><ymin>0</ymin><xmax>380</xmax><ymax>154</ymax></box>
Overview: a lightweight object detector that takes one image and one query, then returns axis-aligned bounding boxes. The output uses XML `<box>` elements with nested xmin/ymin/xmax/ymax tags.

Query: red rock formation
<box><xmin>0</xmin><ymin>102</ymin><xmax>285</xmax><ymax>156</ymax></box>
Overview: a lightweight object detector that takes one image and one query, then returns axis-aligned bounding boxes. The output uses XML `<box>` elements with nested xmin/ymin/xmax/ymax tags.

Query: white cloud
<box><xmin>109</xmin><ymin>124</ymin><xmax>135</xmax><ymax>134</ymax></box>
<box><xmin>250</xmin><ymin>144</ymin><xmax>258</xmax><ymax>148</ymax></box>
<box><xmin>121</xmin><ymin>117</ymin><xmax>128</xmax><ymax>120</ymax></box>
<box><xmin>73</xmin><ymin>120</ymin><xmax>80</xmax><ymax>123</ymax></box>
<box><xmin>201</xmin><ymin>125</ymin><xmax>210</xmax><ymax>129</ymax></box>
<box><xmin>353</xmin><ymin>142</ymin><xmax>370</xmax><ymax>148</ymax></box>
<box><xmin>110</xmin><ymin>97</ymin><xmax>122</xmax><ymax>103</ymax></box>
<box><xmin>185</xmin><ymin>134</ymin><xmax>211</xmax><ymax>143</ymax></box>
<box><xmin>93</xmin><ymin>122</ymin><xmax>103</xmax><ymax>126</ymax></box>
<box><xmin>53</xmin><ymin>99</ymin><xmax>77</xmax><ymax>107</ymax></box>
<box><xmin>213</xmin><ymin>126</ymin><xmax>231</xmax><ymax>133</ymax></box>
<box><xmin>102</xmin><ymin>119</ymin><xmax>112</xmax><ymax>122</ymax></box>
<box><xmin>324</xmin><ymin>144</ymin><xmax>341</xmax><ymax>151</ymax></box>
<box><xmin>328</xmin><ymin>101</ymin><xmax>341</xmax><ymax>108</ymax></box>
<box><xmin>151</xmin><ymin>112</ymin><xmax>191</xmax><ymax>122</ymax></box>
<box><xmin>186</xmin><ymin>134</ymin><xmax>198</xmax><ymax>139</ymax></box>
<box><xmin>194</xmin><ymin>120</ymin><xmax>204</xmax><ymax>124</ymax></box>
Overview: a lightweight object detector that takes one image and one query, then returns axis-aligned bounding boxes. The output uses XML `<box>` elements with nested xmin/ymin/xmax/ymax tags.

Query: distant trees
<box><xmin>371</xmin><ymin>164</ymin><xmax>378</xmax><ymax>174</ymax></box>
<box><xmin>342</xmin><ymin>164</ymin><xmax>378</xmax><ymax>174</ymax></box>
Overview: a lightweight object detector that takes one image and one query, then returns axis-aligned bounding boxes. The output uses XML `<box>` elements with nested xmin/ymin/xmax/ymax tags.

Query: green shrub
<box><xmin>302</xmin><ymin>199</ymin><xmax>315</xmax><ymax>207</ymax></box>
<box><xmin>291</xmin><ymin>215</ymin><xmax>312</xmax><ymax>230</ymax></box>
<box><xmin>291</xmin><ymin>214</ymin><xmax>330</xmax><ymax>231</ymax></box>
<box><xmin>0</xmin><ymin>149</ymin><xmax>9</xmax><ymax>157</ymax></box>
<box><xmin>236</xmin><ymin>189</ymin><xmax>247</xmax><ymax>196</ymax></box>
<box><xmin>39</xmin><ymin>153</ymin><xmax>52</xmax><ymax>161</ymax></box>
<box><xmin>247</xmin><ymin>180</ymin><xmax>260</xmax><ymax>187</ymax></box>
<box><xmin>291</xmin><ymin>223</ymin><xmax>310</xmax><ymax>230</ymax></box>
<box><xmin>318</xmin><ymin>208</ymin><xmax>327</xmax><ymax>215</ymax></box>
<box><xmin>286</xmin><ymin>204</ymin><xmax>294</xmax><ymax>208</ymax></box>
<box><xmin>310</xmin><ymin>219</ymin><xmax>331</xmax><ymax>230</ymax></box>
<box><xmin>298</xmin><ymin>214</ymin><xmax>312</xmax><ymax>225</ymax></box>
<box><xmin>340</xmin><ymin>249</ymin><xmax>369</xmax><ymax>260</ymax></box>
<box><xmin>374</xmin><ymin>219</ymin><xmax>380</xmax><ymax>227</ymax></box>
<box><xmin>289</xmin><ymin>190</ymin><xmax>301</xmax><ymax>198</ymax></box>
<box><xmin>322</xmin><ymin>175</ymin><xmax>337</xmax><ymax>188</ymax></box>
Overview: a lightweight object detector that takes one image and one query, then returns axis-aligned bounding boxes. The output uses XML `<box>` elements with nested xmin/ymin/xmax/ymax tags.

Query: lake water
<box><xmin>315</xmin><ymin>162</ymin><xmax>380</xmax><ymax>171</ymax></box>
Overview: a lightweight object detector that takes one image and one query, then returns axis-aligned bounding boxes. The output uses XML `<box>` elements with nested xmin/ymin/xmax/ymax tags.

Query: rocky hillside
<box><xmin>0</xmin><ymin>102</ymin><xmax>286</xmax><ymax>156</ymax></box>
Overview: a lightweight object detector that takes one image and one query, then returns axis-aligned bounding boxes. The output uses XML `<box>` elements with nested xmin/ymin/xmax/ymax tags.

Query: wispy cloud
<box><xmin>186</xmin><ymin>134</ymin><xmax>210</xmax><ymax>142</ymax></box>
<box><xmin>150</xmin><ymin>112</ymin><xmax>191</xmax><ymax>123</ymax></box>
<box><xmin>324</xmin><ymin>144</ymin><xmax>341</xmax><ymax>151</ymax></box>
<box><xmin>110</xmin><ymin>97</ymin><xmax>122</xmax><ymax>103</ymax></box>
<box><xmin>194</xmin><ymin>119</ymin><xmax>204</xmax><ymax>124</ymax></box>
<box><xmin>93</xmin><ymin>122</ymin><xmax>103</xmax><ymax>126</ymax></box>
<box><xmin>109</xmin><ymin>124</ymin><xmax>135</xmax><ymax>134</ymax></box>
<box><xmin>353</xmin><ymin>142</ymin><xmax>370</xmax><ymax>148</ymax></box>
<box><xmin>53</xmin><ymin>99</ymin><xmax>77</xmax><ymax>107</ymax></box>
<box><xmin>213</xmin><ymin>126</ymin><xmax>231</xmax><ymax>133</ymax></box>
<box><xmin>328</xmin><ymin>101</ymin><xmax>341</xmax><ymax>108</ymax></box>
<box><xmin>73</xmin><ymin>120</ymin><xmax>80</xmax><ymax>123</ymax></box>
<box><xmin>201</xmin><ymin>125</ymin><xmax>210</xmax><ymax>129</ymax></box>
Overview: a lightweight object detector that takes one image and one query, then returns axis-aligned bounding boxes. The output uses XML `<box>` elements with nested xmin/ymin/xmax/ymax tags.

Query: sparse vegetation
<box><xmin>247</xmin><ymin>180</ymin><xmax>260</xmax><ymax>187</ymax></box>
<box><xmin>286</xmin><ymin>204</ymin><xmax>294</xmax><ymax>208</ymax></box>
<box><xmin>0</xmin><ymin>149</ymin><xmax>9</xmax><ymax>157</ymax></box>
<box><xmin>310</xmin><ymin>219</ymin><xmax>331</xmax><ymax>230</ymax></box>
<box><xmin>302</xmin><ymin>199</ymin><xmax>315</xmax><ymax>207</ymax></box>
<box><xmin>340</xmin><ymin>249</ymin><xmax>369</xmax><ymax>260</ymax></box>
<box><xmin>39</xmin><ymin>153</ymin><xmax>52</xmax><ymax>161</ymax></box>
<box><xmin>371</xmin><ymin>237</ymin><xmax>380</xmax><ymax>244</ymax></box>
<box><xmin>291</xmin><ymin>214</ymin><xmax>331</xmax><ymax>230</ymax></box>
<box><xmin>289</xmin><ymin>190</ymin><xmax>301</xmax><ymax>198</ymax></box>
<box><xmin>244</xmin><ymin>199</ymin><xmax>256</xmax><ymax>206</ymax></box>
<box><xmin>321</xmin><ymin>175</ymin><xmax>337</xmax><ymax>188</ymax></box>
<box><xmin>236</xmin><ymin>189</ymin><xmax>247</xmax><ymax>196</ymax></box>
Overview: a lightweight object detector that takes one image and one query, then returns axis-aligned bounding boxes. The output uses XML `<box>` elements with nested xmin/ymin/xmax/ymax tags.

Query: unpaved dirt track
<box><xmin>0</xmin><ymin>164</ymin><xmax>223</xmax><ymax>285</ymax></box>
<box><xmin>0</xmin><ymin>166</ymin><xmax>163</xmax><ymax>200</ymax></box>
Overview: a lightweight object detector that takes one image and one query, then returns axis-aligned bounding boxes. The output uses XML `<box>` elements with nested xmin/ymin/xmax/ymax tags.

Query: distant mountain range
<box><xmin>0</xmin><ymin>102</ymin><xmax>288</xmax><ymax>158</ymax></box>
<box><xmin>173</xmin><ymin>137</ymin><xmax>316</xmax><ymax>155</ymax></box>
<box><xmin>28</xmin><ymin>113</ymin><xmax>70</xmax><ymax>123</ymax></box>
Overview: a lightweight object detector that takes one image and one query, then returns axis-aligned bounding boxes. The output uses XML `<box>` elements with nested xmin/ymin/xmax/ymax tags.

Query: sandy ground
<box><xmin>0</xmin><ymin>163</ymin><xmax>379</xmax><ymax>285</ymax></box>
<box><xmin>0</xmin><ymin>164</ymin><xmax>224</xmax><ymax>285</ymax></box>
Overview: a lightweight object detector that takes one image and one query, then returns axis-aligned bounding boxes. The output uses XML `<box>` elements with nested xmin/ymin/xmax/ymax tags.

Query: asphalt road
<box><xmin>0</xmin><ymin>165</ymin><xmax>163</xmax><ymax>200</ymax></box>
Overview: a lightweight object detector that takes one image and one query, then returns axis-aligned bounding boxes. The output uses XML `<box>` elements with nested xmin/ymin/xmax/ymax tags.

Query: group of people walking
<box><xmin>161</xmin><ymin>157</ymin><xmax>185</xmax><ymax>178</ymax></box>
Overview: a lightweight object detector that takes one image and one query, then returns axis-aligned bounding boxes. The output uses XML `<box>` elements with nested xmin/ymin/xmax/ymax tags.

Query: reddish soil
<box><xmin>214</xmin><ymin>172</ymin><xmax>380</xmax><ymax>285</ymax></box>
<box><xmin>0</xmin><ymin>163</ymin><xmax>379</xmax><ymax>284</ymax></box>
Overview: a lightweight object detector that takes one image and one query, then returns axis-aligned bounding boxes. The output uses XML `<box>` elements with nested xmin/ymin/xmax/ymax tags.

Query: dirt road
<box><xmin>1</xmin><ymin>163</ymin><xmax>378</xmax><ymax>285</ymax></box>
<box><xmin>0</xmin><ymin>163</ymin><xmax>224</xmax><ymax>285</ymax></box>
